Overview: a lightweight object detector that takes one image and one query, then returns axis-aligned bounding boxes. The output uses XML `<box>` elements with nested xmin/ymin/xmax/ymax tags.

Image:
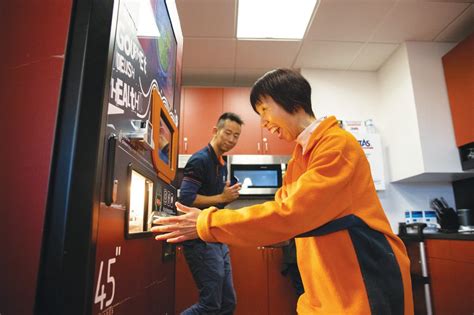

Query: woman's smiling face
<box><xmin>255</xmin><ymin>95</ymin><xmax>300</xmax><ymax>142</ymax></box>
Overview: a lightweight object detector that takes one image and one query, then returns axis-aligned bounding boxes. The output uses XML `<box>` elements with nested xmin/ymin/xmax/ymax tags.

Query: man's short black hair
<box><xmin>216</xmin><ymin>112</ymin><xmax>244</xmax><ymax>129</ymax></box>
<box><xmin>250</xmin><ymin>68</ymin><xmax>315</xmax><ymax>117</ymax></box>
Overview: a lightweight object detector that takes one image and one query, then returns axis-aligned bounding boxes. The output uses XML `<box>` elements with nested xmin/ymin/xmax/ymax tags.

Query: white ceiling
<box><xmin>176</xmin><ymin>0</ymin><xmax>474</xmax><ymax>86</ymax></box>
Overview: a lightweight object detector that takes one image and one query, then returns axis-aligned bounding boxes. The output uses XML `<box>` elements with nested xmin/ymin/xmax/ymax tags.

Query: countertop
<box><xmin>399</xmin><ymin>231</ymin><xmax>474</xmax><ymax>241</ymax></box>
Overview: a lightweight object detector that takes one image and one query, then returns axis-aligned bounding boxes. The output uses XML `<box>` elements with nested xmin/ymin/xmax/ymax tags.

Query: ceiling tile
<box><xmin>350</xmin><ymin>42</ymin><xmax>399</xmax><ymax>71</ymax></box>
<box><xmin>235</xmin><ymin>40</ymin><xmax>301</xmax><ymax>68</ymax></box>
<box><xmin>183</xmin><ymin>67</ymin><xmax>235</xmax><ymax>86</ymax></box>
<box><xmin>295</xmin><ymin>41</ymin><xmax>364</xmax><ymax>69</ymax></box>
<box><xmin>306</xmin><ymin>0</ymin><xmax>395</xmax><ymax>42</ymax></box>
<box><xmin>401</xmin><ymin>0</ymin><xmax>474</xmax><ymax>3</ymax></box>
<box><xmin>234</xmin><ymin>68</ymin><xmax>273</xmax><ymax>86</ymax></box>
<box><xmin>176</xmin><ymin>0</ymin><xmax>236</xmax><ymax>38</ymax></box>
<box><xmin>182</xmin><ymin>38</ymin><xmax>236</xmax><ymax>68</ymax></box>
<box><xmin>372</xmin><ymin>1</ymin><xmax>470</xmax><ymax>42</ymax></box>
<box><xmin>435</xmin><ymin>4</ymin><xmax>474</xmax><ymax>42</ymax></box>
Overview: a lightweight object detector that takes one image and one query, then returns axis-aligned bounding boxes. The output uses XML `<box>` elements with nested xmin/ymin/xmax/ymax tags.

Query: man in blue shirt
<box><xmin>179</xmin><ymin>112</ymin><xmax>243</xmax><ymax>315</ymax></box>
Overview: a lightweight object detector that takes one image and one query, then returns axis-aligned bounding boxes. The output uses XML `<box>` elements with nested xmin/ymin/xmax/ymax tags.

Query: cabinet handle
<box><xmin>257</xmin><ymin>142</ymin><xmax>261</xmax><ymax>153</ymax></box>
<box><xmin>263</xmin><ymin>137</ymin><xmax>268</xmax><ymax>153</ymax></box>
<box><xmin>184</xmin><ymin>137</ymin><xmax>188</xmax><ymax>153</ymax></box>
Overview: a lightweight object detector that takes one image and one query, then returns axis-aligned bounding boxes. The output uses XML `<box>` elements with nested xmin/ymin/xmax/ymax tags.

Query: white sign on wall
<box><xmin>354</xmin><ymin>133</ymin><xmax>386</xmax><ymax>191</ymax></box>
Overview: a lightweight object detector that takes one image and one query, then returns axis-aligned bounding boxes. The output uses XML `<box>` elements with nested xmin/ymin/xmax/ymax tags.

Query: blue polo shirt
<box><xmin>179</xmin><ymin>144</ymin><xmax>227</xmax><ymax>209</ymax></box>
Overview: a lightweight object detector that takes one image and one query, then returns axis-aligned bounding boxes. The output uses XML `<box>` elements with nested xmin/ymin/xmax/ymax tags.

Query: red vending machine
<box><xmin>92</xmin><ymin>0</ymin><xmax>182</xmax><ymax>313</ymax></box>
<box><xmin>35</xmin><ymin>0</ymin><xmax>183</xmax><ymax>314</ymax></box>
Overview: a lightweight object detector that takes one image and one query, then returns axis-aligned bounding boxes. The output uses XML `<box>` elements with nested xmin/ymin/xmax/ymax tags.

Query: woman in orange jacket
<box><xmin>153</xmin><ymin>69</ymin><xmax>413</xmax><ymax>315</ymax></box>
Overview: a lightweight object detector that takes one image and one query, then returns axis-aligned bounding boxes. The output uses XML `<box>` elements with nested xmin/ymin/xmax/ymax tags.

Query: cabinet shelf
<box><xmin>390</xmin><ymin>171</ymin><xmax>474</xmax><ymax>183</ymax></box>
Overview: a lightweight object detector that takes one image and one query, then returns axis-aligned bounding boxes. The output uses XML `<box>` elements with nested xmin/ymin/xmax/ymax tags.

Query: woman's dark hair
<box><xmin>250</xmin><ymin>68</ymin><xmax>314</xmax><ymax>117</ymax></box>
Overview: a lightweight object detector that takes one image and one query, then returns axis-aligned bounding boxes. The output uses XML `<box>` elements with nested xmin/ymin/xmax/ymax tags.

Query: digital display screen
<box><xmin>158</xmin><ymin>115</ymin><xmax>172</xmax><ymax>165</ymax></box>
<box><xmin>134</xmin><ymin>0</ymin><xmax>177</xmax><ymax>111</ymax></box>
<box><xmin>233</xmin><ymin>170</ymin><xmax>279</xmax><ymax>188</ymax></box>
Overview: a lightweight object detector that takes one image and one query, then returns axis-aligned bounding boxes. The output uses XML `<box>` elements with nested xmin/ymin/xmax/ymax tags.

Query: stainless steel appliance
<box><xmin>228</xmin><ymin>155</ymin><xmax>290</xmax><ymax>196</ymax></box>
<box><xmin>457</xmin><ymin>208</ymin><xmax>474</xmax><ymax>232</ymax></box>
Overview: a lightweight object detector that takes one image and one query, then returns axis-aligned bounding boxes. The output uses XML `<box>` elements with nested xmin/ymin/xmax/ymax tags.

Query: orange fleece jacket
<box><xmin>197</xmin><ymin>116</ymin><xmax>413</xmax><ymax>314</ymax></box>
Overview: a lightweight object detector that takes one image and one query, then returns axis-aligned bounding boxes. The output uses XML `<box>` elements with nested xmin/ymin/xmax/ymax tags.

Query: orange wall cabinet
<box><xmin>179</xmin><ymin>87</ymin><xmax>295</xmax><ymax>156</ymax></box>
<box><xmin>442</xmin><ymin>32</ymin><xmax>474</xmax><ymax>147</ymax></box>
<box><xmin>222</xmin><ymin>88</ymin><xmax>295</xmax><ymax>155</ymax></box>
<box><xmin>442</xmin><ymin>32</ymin><xmax>474</xmax><ymax>170</ymax></box>
<box><xmin>175</xmin><ymin>245</ymin><xmax>298</xmax><ymax>315</ymax></box>
<box><xmin>222</xmin><ymin>88</ymin><xmax>262</xmax><ymax>154</ymax></box>
<box><xmin>179</xmin><ymin>88</ymin><xmax>224</xmax><ymax>154</ymax></box>
<box><xmin>229</xmin><ymin>246</ymin><xmax>298</xmax><ymax>315</ymax></box>
<box><xmin>425</xmin><ymin>239</ymin><xmax>474</xmax><ymax>315</ymax></box>
<box><xmin>260</xmin><ymin>128</ymin><xmax>296</xmax><ymax>155</ymax></box>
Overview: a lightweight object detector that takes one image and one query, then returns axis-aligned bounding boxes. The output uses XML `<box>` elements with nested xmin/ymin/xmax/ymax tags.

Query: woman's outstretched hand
<box><xmin>151</xmin><ymin>202</ymin><xmax>202</xmax><ymax>243</ymax></box>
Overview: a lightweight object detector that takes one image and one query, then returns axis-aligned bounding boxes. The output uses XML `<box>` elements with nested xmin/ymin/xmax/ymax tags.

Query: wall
<box><xmin>406</xmin><ymin>41</ymin><xmax>460</xmax><ymax>173</ymax></box>
<box><xmin>376</xmin><ymin>44</ymin><xmax>425</xmax><ymax>181</ymax></box>
<box><xmin>302</xmin><ymin>69</ymin><xmax>379</xmax><ymax>121</ymax></box>
<box><xmin>0</xmin><ymin>1</ymin><xmax>72</xmax><ymax>314</ymax></box>
<box><xmin>301</xmin><ymin>52</ymin><xmax>456</xmax><ymax>232</ymax></box>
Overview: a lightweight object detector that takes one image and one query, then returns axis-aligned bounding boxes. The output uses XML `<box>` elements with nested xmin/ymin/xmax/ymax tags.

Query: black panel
<box><xmin>35</xmin><ymin>0</ymin><xmax>119</xmax><ymax>313</ymax></box>
<box><xmin>453</xmin><ymin>177</ymin><xmax>474</xmax><ymax>209</ymax></box>
<box><xmin>459</xmin><ymin>141</ymin><xmax>474</xmax><ymax>170</ymax></box>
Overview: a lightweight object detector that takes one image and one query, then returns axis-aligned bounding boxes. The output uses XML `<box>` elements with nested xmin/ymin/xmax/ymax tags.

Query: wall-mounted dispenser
<box><xmin>124</xmin><ymin>119</ymin><xmax>155</xmax><ymax>151</ymax></box>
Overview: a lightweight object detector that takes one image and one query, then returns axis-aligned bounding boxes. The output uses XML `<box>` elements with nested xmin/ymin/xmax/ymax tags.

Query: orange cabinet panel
<box><xmin>180</xmin><ymin>87</ymin><xmax>295</xmax><ymax>155</ymax></box>
<box><xmin>266</xmin><ymin>248</ymin><xmax>298</xmax><ymax>315</ymax></box>
<box><xmin>222</xmin><ymin>87</ymin><xmax>294</xmax><ymax>155</ymax></box>
<box><xmin>442</xmin><ymin>32</ymin><xmax>474</xmax><ymax>147</ymax></box>
<box><xmin>230</xmin><ymin>246</ymin><xmax>268</xmax><ymax>315</ymax></box>
<box><xmin>426</xmin><ymin>239</ymin><xmax>451</xmax><ymax>259</ymax></box>
<box><xmin>425</xmin><ymin>239</ymin><xmax>474</xmax><ymax>315</ymax></box>
<box><xmin>229</xmin><ymin>246</ymin><xmax>298</xmax><ymax>315</ymax></box>
<box><xmin>174</xmin><ymin>245</ymin><xmax>199</xmax><ymax>314</ymax></box>
<box><xmin>180</xmin><ymin>88</ymin><xmax>223</xmax><ymax>154</ymax></box>
<box><xmin>262</xmin><ymin>128</ymin><xmax>296</xmax><ymax>155</ymax></box>
<box><xmin>223</xmin><ymin>88</ymin><xmax>263</xmax><ymax>154</ymax></box>
<box><xmin>428</xmin><ymin>258</ymin><xmax>474</xmax><ymax>315</ymax></box>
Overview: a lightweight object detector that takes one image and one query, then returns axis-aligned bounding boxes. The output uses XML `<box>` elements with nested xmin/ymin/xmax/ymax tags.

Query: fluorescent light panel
<box><xmin>237</xmin><ymin>0</ymin><xmax>317</xmax><ymax>39</ymax></box>
<box><xmin>124</xmin><ymin>0</ymin><xmax>161</xmax><ymax>38</ymax></box>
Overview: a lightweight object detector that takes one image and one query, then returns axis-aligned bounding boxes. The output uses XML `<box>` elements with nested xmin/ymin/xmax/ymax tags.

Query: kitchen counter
<box><xmin>399</xmin><ymin>231</ymin><xmax>474</xmax><ymax>241</ymax></box>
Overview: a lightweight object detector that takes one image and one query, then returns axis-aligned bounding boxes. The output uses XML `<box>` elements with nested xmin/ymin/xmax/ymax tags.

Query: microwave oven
<box><xmin>228</xmin><ymin>155</ymin><xmax>290</xmax><ymax>196</ymax></box>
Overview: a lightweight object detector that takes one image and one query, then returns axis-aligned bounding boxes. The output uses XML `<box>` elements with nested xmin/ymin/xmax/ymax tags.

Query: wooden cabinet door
<box><xmin>442</xmin><ymin>32</ymin><xmax>474</xmax><ymax>147</ymax></box>
<box><xmin>223</xmin><ymin>88</ymin><xmax>262</xmax><ymax>155</ymax></box>
<box><xmin>174</xmin><ymin>245</ymin><xmax>199</xmax><ymax>314</ymax></box>
<box><xmin>262</xmin><ymin>128</ymin><xmax>296</xmax><ymax>155</ymax></box>
<box><xmin>266</xmin><ymin>248</ymin><xmax>298</xmax><ymax>315</ymax></box>
<box><xmin>229</xmin><ymin>246</ymin><xmax>268</xmax><ymax>315</ymax></box>
<box><xmin>428</xmin><ymin>258</ymin><xmax>474</xmax><ymax>315</ymax></box>
<box><xmin>180</xmin><ymin>88</ymin><xmax>223</xmax><ymax>154</ymax></box>
<box><xmin>426</xmin><ymin>240</ymin><xmax>474</xmax><ymax>315</ymax></box>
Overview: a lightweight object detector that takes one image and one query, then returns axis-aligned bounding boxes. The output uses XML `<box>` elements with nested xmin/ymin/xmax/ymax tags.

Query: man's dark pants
<box><xmin>182</xmin><ymin>240</ymin><xmax>236</xmax><ymax>315</ymax></box>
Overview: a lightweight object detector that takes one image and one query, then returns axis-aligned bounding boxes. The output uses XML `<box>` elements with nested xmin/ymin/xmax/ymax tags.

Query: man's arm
<box><xmin>191</xmin><ymin>182</ymin><xmax>241</xmax><ymax>208</ymax></box>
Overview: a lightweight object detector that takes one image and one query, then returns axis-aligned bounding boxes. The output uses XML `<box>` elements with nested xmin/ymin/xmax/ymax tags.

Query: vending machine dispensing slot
<box><xmin>126</xmin><ymin>164</ymin><xmax>155</xmax><ymax>238</ymax></box>
<box><xmin>124</xmin><ymin>119</ymin><xmax>155</xmax><ymax>151</ymax></box>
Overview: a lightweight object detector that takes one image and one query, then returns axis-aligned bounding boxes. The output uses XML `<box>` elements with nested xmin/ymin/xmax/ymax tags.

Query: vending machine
<box><xmin>33</xmin><ymin>0</ymin><xmax>182</xmax><ymax>313</ymax></box>
<box><xmin>91</xmin><ymin>0</ymin><xmax>182</xmax><ymax>314</ymax></box>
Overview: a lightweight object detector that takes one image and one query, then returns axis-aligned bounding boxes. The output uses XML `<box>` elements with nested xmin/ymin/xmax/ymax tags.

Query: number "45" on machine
<box><xmin>94</xmin><ymin>246</ymin><xmax>121</xmax><ymax>310</ymax></box>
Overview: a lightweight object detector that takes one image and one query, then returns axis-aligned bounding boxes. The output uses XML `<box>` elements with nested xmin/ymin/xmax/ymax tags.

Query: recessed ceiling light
<box><xmin>237</xmin><ymin>0</ymin><xmax>317</xmax><ymax>40</ymax></box>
